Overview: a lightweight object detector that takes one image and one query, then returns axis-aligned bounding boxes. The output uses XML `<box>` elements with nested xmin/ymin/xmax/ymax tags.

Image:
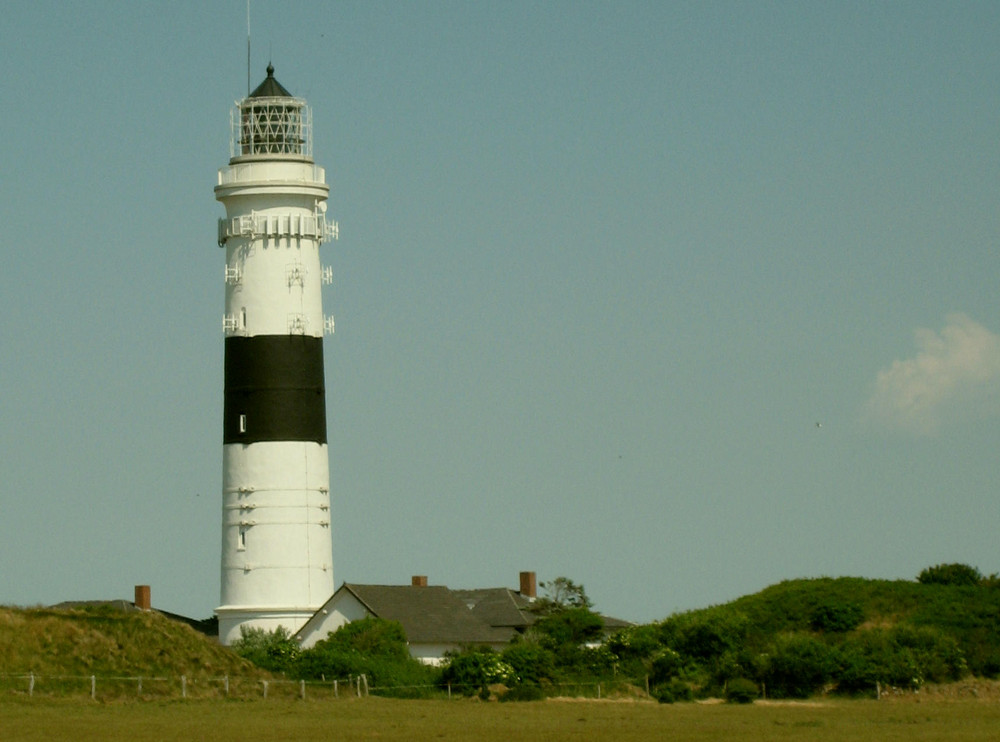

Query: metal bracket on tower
<box><xmin>225</xmin><ymin>265</ymin><xmax>242</xmax><ymax>285</ymax></box>
<box><xmin>223</xmin><ymin>314</ymin><xmax>238</xmax><ymax>333</ymax></box>
<box><xmin>321</xmin><ymin>266</ymin><xmax>333</xmax><ymax>285</ymax></box>
<box><xmin>287</xmin><ymin>314</ymin><xmax>307</xmax><ymax>335</ymax></box>
<box><xmin>324</xmin><ymin>315</ymin><xmax>336</xmax><ymax>335</ymax></box>
<box><xmin>320</xmin><ymin>215</ymin><xmax>339</xmax><ymax>243</ymax></box>
<box><xmin>286</xmin><ymin>262</ymin><xmax>306</xmax><ymax>287</ymax></box>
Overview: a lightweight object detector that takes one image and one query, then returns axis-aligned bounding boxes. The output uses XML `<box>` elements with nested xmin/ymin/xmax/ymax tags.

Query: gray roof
<box><xmin>451</xmin><ymin>588</ymin><xmax>537</xmax><ymax>630</ymax></box>
<box><xmin>342</xmin><ymin>584</ymin><xmax>513</xmax><ymax>645</ymax></box>
<box><xmin>249</xmin><ymin>64</ymin><xmax>292</xmax><ymax>98</ymax></box>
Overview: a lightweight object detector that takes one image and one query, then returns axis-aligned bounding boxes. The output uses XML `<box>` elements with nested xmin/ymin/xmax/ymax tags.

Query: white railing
<box><xmin>217</xmin><ymin>212</ymin><xmax>338</xmax><ymax>246</ymax></box>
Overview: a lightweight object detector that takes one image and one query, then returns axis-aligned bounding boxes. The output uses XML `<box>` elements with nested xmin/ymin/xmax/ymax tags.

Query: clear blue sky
<box><xmin>1</xmin><ymin>1</ymin><xmax>998</xmax><ymax>623</ymax></box>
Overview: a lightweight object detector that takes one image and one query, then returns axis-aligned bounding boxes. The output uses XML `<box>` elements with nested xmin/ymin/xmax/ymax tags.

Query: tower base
<box><xmin>217</xmin><ymin>606</ymin><xmax>320</xmax><ymax>646</ymax></box>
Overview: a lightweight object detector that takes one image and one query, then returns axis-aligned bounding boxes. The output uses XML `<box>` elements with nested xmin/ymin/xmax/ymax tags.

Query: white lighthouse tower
<box><xmin>215</xmin><ymin>65</ymin><xmax>338</xmax><ymax>645</ymax></box>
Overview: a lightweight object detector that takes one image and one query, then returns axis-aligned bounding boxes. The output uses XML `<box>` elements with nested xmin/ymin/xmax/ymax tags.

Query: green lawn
<box><xmin>3</xmin><ymin>696</ymin><xmax>1000</xmax><ymax>742</ymax></box>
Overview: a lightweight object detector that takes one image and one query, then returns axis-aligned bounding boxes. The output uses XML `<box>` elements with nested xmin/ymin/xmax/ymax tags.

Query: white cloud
<box><xmin>864</xmin><ymin>313</ymin><xmax>1000</xmax><ymax>434</ymax></box>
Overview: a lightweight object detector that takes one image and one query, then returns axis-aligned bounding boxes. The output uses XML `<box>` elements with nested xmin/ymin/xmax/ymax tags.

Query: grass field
<box><xmin>4</xmin><ymin>695</ymin><xmax>1000</xmax><ymax>742</ymax></box>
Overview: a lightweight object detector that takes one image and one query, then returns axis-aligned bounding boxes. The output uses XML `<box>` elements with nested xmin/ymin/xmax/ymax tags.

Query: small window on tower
<box><xmin>240</xmin><ymin>307</ymin><xmax>247</xmax><ymax>330</ymax></box>
<box><xmin>238</xmin><ymin>527</ymin><xmax>247</xmax><ymax>551</ymax></box>
<box><xmin>239</xmin><ymin>414</ymin><xmax>247</xmax><ymax>434</ymax></box>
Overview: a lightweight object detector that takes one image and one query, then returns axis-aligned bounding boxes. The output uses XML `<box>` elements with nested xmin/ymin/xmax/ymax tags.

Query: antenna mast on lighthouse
<box><xmin>246</xmin><ymin>0</ymin><xmax>251</xmax><ymax>97</ymax></box>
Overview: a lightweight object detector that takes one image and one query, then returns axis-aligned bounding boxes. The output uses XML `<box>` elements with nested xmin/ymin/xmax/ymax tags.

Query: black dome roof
<box><xmin>249</xmin><ymin>64</ymin><xmax>293</xmax><ymax>98</ymax></box>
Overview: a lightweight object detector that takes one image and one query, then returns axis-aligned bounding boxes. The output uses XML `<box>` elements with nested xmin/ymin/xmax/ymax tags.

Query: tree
<box><xmin>532</xmin><ymin>577</ymin><xmax>593</xmax><ymax>616</ymax></box>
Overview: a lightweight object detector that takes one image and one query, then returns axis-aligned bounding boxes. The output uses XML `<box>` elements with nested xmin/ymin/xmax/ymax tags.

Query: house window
<box><xmin>239</xmin><ymin>414</ymin><xmax>247</xmax><ymax>433</ymax></box>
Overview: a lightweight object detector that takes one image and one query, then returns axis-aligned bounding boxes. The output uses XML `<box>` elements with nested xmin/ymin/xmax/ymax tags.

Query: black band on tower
<box><xmin>224</xmin><ymin>335</ymin><xmax>327</xmax><ymax>444</ymax></box>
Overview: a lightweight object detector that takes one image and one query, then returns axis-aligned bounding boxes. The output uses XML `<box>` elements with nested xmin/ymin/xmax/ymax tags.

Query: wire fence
<box><xmin>0</xmin><ymin>672</ymin><xmax>652</xmax><ymax>703</ymax></box>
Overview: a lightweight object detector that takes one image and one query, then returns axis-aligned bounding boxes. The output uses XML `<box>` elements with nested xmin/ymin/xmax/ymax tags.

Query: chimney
<box><xmin>411</xmin><ymin>575</ymin><xmax>428</xmax><ymax>587</ymax></box>
<box><xmin>519</xmin><ymin>571</ymin><xmax>536</xmax><ymax>599</ymax></box>
<box><xmin>134</xmin><ymin>584</ymin><xmax>151</xmax><ymax>611</ymax></box>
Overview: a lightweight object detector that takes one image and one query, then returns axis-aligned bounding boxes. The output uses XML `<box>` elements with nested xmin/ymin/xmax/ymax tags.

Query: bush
<box><xmin>231</xmin><ymin>625</ymin><xmax>300</xmax><ymax>673</ymax></box>
<box><xmin>293</xmin><ymin>618</ymin><xmax>435</xmax><ymax>693</ymax></box>
<box><xmin>652</xmin><ymin>678</ymin><xmax>694</xmax><ymax>703</ymax></box>
<box><xmin>835</xmin><ymin>625</ymin><xmax>966</xmax><ymax>693</ymax></box>
<box><xmin>811</xmin><ymin>601</ymin><xmax>864</xmax><ymax>633</ymax></box>
<box><xmin>918</xmin><ymin>564</ymin><xmax>983</xmax><ymax>587</ymax></box>
<box><xmin>534</xmin><ymin>608</ymin><xmax>604</xmax><ymax>649</ymax></box>
<box><xmin>500</xmin><ymin>642</ymin><xmax>557</xmax><ymax>685</ymax></box>
<box><xmin>310</xmin><ymin>617</ymin><xmax>410</xmax><ymax>660</ymax></box>
<box><xmin>726</xmin><ymin>677</ymin><xmax>758</xmax><ymax>704</ymax></box>
<box><xmin>499</xmin><ymin>682</ymin><xmax>545</xmax><ymax>702</ymax></box>
<box><xmin>666</xmin><ymin>609</ymin><xmax>750</xmax><ymax>662</ymax></box>
<box><xmin>607</xmin><ymin>624</ymin><xmax>661</xmax><ymax>661</ymax></box>
<box><xmin>439</xmin><ymin>647</ymin><xmax>517</xmax><ymax>695</ymax></box>
<box><xmin>649</xmin><ymin>648</ymin><xmax>684</xmax><ymax>685</ymax></box>
<box><xmin>764</xmin><ymin>634</ymin><xmax>837</xmax><ymax>698</ymax></box>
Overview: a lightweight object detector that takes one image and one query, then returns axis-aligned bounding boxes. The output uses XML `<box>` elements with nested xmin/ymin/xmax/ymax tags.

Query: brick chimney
<box><xmin>134</xmin><ymin>584</ymin><xmax>151</xmax><ymax>611</ymax></box>
<box><xmin>519</xmin><ymin>571</ymin><xmax>537</xmax><ymax>599</ymax></box>
<box><xmin>411</xmin><ymin>575</ymin><xmax>428</xmax><ymax>587</ymax></box>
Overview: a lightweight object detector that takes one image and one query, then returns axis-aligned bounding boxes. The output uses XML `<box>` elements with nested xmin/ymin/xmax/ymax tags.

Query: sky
<box><xmin>1</xmin><ymin>1</ymin><xmax>998</xmax><ymax>625</ymax></box>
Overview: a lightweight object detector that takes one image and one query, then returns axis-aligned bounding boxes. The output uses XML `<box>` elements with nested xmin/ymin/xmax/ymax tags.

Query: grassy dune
<box><xmin>0</xmin><ymin>606</ymin><xmax>262</xmax><ymax>681</ymax></box>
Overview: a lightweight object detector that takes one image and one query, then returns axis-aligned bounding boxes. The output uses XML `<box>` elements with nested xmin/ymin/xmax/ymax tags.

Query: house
<box><xmin>294</xmin><ymin>571</ymin><xmax>633</xmax><ymax>665</ymax></box>
<box><xmin>294</xmin><ymin>577</ymin><xmax>514</xmax><ymax>664</ymax></box>
<box><xmin>51</xmin><ymin>585</ymin><xmax>219</xmax><ymax>637</ymax></box>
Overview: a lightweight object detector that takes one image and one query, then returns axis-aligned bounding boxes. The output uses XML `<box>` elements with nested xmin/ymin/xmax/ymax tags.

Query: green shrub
<box><xmin>652</xmin><ymin>678</ymin><xmax>694</xmax><ymax>703</ymax></box>
<box><xmin>764</xmin><ymin>634</ymin><xmax>837</xmax><ymax>698</ymax></box>
<box><xmin>649</xmin><ymin>648</ymin><xmax>684</xmax><ymax>684</ymax></box>
<box><xmin>293</xmin><ymin>618</ymin><xmax>435</xmax><ymax>693</ymax></box>
<box><xmin>667</xmin><ymin>609</ymin><xmax>750</xmax><ymax>662</ymax></box>
<box><xmin>811</xmin><ymin>601</ymin><xmax>864</xmax><ymax>633</ymax></box>
<box><xmin>499</xmin><ymin>682</ymin><xmax>545</xmax><ymax>701</ymax></box>
<box><xmin>607</xmin><ymin>624</ymin><xmax>661</xmax><ymax>661</ymax></box>
<box><xmin>310</xmin><ymin>617</ymin><xmax>410</xmax><ymax>660</ymax></box>
<box><xmin>231</xmin><ymin>625</ymin><xmax>300</xmax><ymax>673</ymax></box>
<box><xmin>835</xmin><ymin>625</ymin><xmax>966</xmax><ymax>693</ymax></box>
<box><xmin>439</xmin><ymin>647</ymin><xmax>517</xmax><ymax>694</ymax></box>
<box><xmin>534</xmin><ymin>608</ymin><xmax>604</xmax><ymax>649</ymax></box>
<box><xmin>918</xmin><ymin>564</ymin><xmax>983</xmax><ymax>587</ymax></box>
<box><xmin>501</xmin><ymin>642</ymin><xmax>557</xmax><ymax>684</ymax></box>
<box><xmin>726</xmin><ymin>677</ymin><xmax>758</xmax><ymax>704</ymax></box>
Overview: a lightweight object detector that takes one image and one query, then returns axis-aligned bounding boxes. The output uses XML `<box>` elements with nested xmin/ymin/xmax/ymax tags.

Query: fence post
<box><xmin>29</xmin><ymin>672</ymin><xmax>34</xmax><ymax>697</ymax></box>
<box><xmin>182</xmin><ymin>675</ymin><xmax>187</xmax><ymax>699</ymax></box>
<box><xmin>448</xmin><ymin>683</ymin><xmax>451</xmax><ymax>699</ymax></box>
<box><xmin>300</xmin><ymin>679</ymin><xmax>306</xmax><ymax>700</ymax></box>
<box><xmin>263</xmin><ymin>680</ymin><xmax>269</xmax><ymax>699</ymax></box>
<box><xmin>362</xmin><ymin>675</ymin><xmax>369</xmax><ymax>697</ymax></box>
<box><xmin>224</xmin><ymin>674</ymin><xmax>229</xmax><ymax>697</ymax></box>
<box><xmin>91</xmin><ymin>675</ymin><xmax>96</xmax><ymax>700</ymax></box>
<box><xmin>645</xmin><ymin>675</ymin><xmax>650</xmax><ymax>697</ymax></box>
<box><xmin>334</xmin><ymin>679</ymin><xmax>338</xmax><ymax>698</ymax></box>
<box><xmin>597</xmin><ymin>683</ymin><xmax>601</xmax><ymax>699</ymax></box>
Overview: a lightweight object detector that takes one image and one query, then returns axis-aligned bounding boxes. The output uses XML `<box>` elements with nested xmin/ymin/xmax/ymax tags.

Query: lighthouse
<box><xmin>215</xmin><ymin>65</ymin><xmax>338</xmax><ymax>645</ymax></box>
